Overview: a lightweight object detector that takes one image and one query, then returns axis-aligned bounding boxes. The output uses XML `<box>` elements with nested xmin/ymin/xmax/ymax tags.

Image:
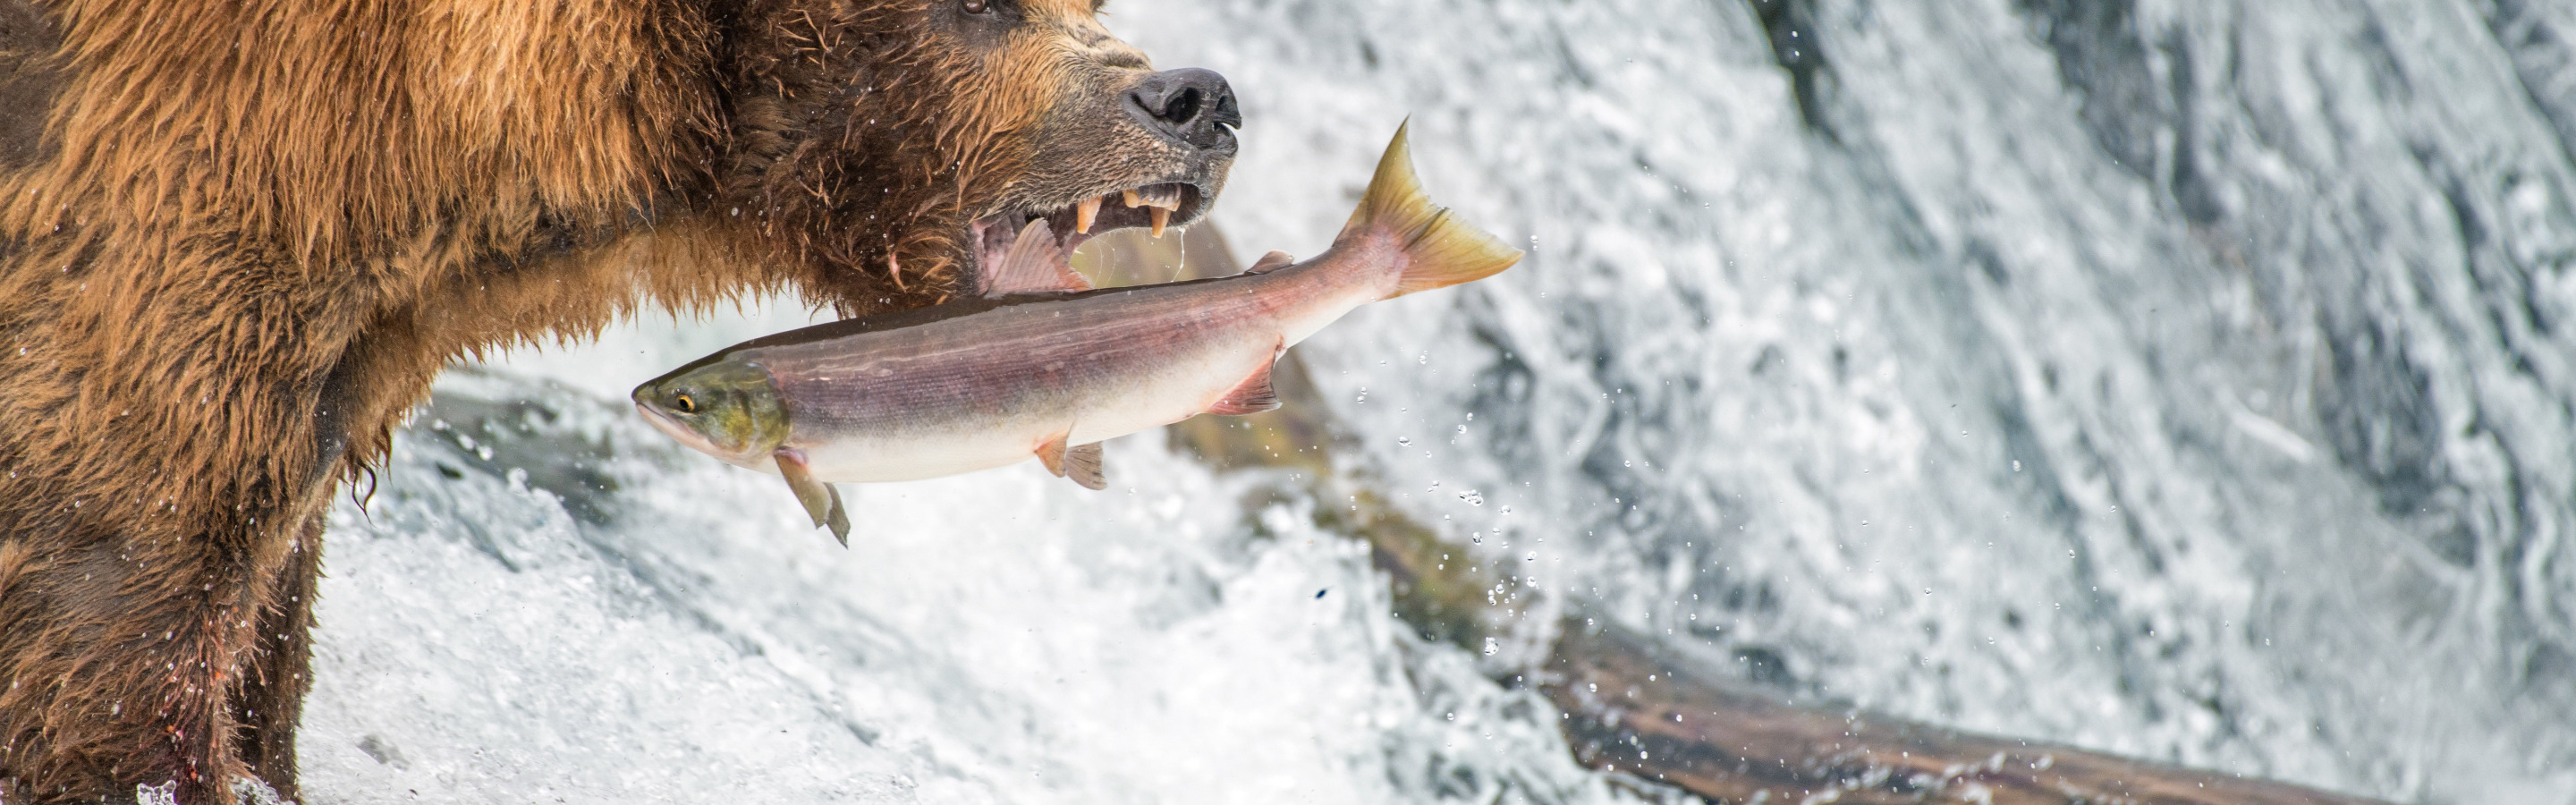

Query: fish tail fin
<box><xmin>1339</xmin><ymin>122</ymin><xmax>1523</xmax><ymax>300</ymax></box>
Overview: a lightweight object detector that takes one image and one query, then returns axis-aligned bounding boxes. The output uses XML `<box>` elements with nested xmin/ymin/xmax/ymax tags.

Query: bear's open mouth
<box><xmin>968</xmin><ymin>181</ymin><xmax>1209</xmax><ymax>289</ymax></box>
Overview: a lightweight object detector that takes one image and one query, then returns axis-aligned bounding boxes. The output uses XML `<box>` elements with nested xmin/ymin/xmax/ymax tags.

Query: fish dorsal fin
<box><xmin>774</xmin><ymin>448</ymin><xmax>851</xmax><ymax>547</ymax></box>
<box><xmin>982</xmin><ymin>220</ymin><xmax>1091</xmax><ymax>297</ymax></box>
<box><xmin>1063</xmin><ymin>443</ymin><xmax>1106</xmax><ymax>490</ymax></box>
<box><xmin>1208</xmin><ymin>358</ymin><xmax>1283</xmax><ymax>416</ymax></box>
<box><xmin>1035</xmin><ymin>432</ymin><xmax>1071</xmax><ymax>477</ymax></box>
<box><xmin>1243</xmin><ymin>250</ymin><xmax>1296</xmax><ymax>275</ymax></box>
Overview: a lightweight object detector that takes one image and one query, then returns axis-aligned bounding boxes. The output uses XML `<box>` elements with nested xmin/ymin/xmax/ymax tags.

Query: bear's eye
<box><xmin>962</xmin><ymin>0</ymin><xmax>990</xmax><ymax>13</ymax></box>
<box><xmin>674</xmin><ymin>394</ymin><xmax>698</xmax><ymax>414</ymax></box>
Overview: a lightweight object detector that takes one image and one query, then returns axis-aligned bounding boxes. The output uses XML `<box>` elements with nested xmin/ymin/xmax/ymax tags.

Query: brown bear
<box><xmin>0</xmin><ymin>1</ymin><xmax>1238</xmax><ymax>801</ymax></box>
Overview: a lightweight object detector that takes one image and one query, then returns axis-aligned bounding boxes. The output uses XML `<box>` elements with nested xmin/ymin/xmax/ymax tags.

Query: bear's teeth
<box><xmin>1075</xmin><ymin>197</ymin><xmax>1103</xmax><ymax>233</ymax></box>
<box><xmin>1133</xmin><ymin>184</ymin><xmax>1184</xmax><ymax>209</ymax></box>
<box><xmin>1121</xmin><ymin>187</ymin><xmax>1182</xmax><ymax>215</ymax></box>
<box><xmin>1150</xmin><ymin>206</ymin><xmax>1171</xmax><ymax>238</ymax></box>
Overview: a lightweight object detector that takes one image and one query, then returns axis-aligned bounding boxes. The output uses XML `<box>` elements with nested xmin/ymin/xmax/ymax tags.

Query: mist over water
<box><xmin>300</xmin><ymin>2</ymin><xmax>2576</xmax><ymax>802</ymax></box>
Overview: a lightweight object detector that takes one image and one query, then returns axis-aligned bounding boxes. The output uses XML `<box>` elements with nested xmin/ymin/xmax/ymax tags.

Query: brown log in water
<box><xmin>1085</xmin><ymin>225</ymin><xmax>2392</xmax><ymax>805</ymax></box>
<box><xmin>1542</xmin><ymin>617</ymin><xmax>2388</xmax><ymax>805</ymax></box>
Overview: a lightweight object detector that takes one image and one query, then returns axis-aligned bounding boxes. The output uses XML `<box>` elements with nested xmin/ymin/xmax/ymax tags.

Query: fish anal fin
<box><xmin>1035</xmin><ymin>432</ymin><xmax>1071</xmax><ymax>477</ymax></box>
<box><xmin>775</xmin><ymin>448</ymin><xmax>848</xmax><ymax>546</ymax></box>
<box><xmin>982</xmin><ymin>219</ymin><xmax>1092</xmax><ymax>297</ymax></box>
<box><xmin>1243</xmin><ymin>250</ymin><xmax>1296</xmax><ymax>275</ymax></box>
<box><xmin>1064</xmin><ymin>443</ymin><xmax>1106</xmax><ymax>490</ymax></box>
<box><xmin>1208</xmin><ymin>358</ymin><xmax>1283</xmax><ymax>416</ymax></box>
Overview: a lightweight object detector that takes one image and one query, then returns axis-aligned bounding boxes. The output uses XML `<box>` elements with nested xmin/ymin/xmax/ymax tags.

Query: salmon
<box><xmin>632</xmin><ymin>124</ymin><xmax>1521</xmax><ymax>544</ymax></box>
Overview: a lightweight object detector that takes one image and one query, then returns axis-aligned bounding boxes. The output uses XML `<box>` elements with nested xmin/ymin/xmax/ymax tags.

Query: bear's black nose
<box><xmin>1127</xmin><ymin>68</ymin><xmax>1241</xmax><ymax>152</ymax></box>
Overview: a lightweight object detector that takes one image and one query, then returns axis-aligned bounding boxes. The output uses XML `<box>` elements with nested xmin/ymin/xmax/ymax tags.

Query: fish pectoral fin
<box><xmin>981</xmin><ymin>219</ymin><xmax>1092</xmax><ymax>297</ymax></box>
<box><xmin>775</xmin><ymin>450</ymin><xmax>832</xmax><ymax>524</ymax></box>
<box><xmin>1035</xmin><ymin>432</ymin><xmax>1072</xmax><ymax>477</ymax></box>
<box><xmin>1063</xmin><ymin>443</ymin><xmax>1106</xmax><ymax>490</ymax></box>
<box><xmin>775</xmin><ymin>449</ymin><xmax>850</xmax><ymax>547</ymax></box>
<box><xmin>1242</xmin><ymin>250</ymin><xmax>1296</xmax><ymax>275</ymax></box>
<box><xmin>1208</xmin><ymin>355</ymin><xmax>1284</xmax><ymax>416</ymax></box>
<box><xmin>825</xmin><ymin>485</ymin><xmax>851</xmax><ymax>547</ymax></box>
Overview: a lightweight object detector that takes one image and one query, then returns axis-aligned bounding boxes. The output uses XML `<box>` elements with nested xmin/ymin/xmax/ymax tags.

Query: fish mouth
<box><xmin>634</xmin><ymin>402</ymin><xmax>701</xmax><ymax>451</ymax></box>
<box><xmin>968</xmin><ymin>180</ymin><xmax>1214</xmax><ymax>287</ymax></box>
<box><xmin>634</xmin><ymin>401</ymin><xmax>752</xmax><ymax>469</ymax></box>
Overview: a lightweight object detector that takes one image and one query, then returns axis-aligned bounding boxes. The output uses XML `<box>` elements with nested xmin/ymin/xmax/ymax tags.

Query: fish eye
<box><xmin>674</xmin><ymin>394</ymin><xmax>698</xmax><ymax>414</ymax></box>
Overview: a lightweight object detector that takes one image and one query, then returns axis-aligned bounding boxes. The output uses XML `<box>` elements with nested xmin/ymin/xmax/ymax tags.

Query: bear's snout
<box><xmin>1125</xmin><ymin>68</ymin><xmax>1241</xmax><ymax>154</ymax></box>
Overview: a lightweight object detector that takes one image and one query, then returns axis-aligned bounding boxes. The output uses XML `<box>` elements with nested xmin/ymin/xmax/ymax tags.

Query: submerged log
<box><xmin>1543</xmin><ymin>617</ymin><xmax>2386</xmax><ymax>805</ymax></box>
<box><xmin>1083</xmin><ymin>225</ymin><xmax>2392</xmax><ymax>805</ymax></box>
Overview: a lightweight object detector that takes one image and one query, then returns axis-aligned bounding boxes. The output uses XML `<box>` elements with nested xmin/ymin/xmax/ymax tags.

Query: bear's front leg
<box><xmin>0</xmin><ymin>495</ymin><xmax>316</xmax><ymax>805</ymax></box>
<box><xmin>229</xmin><ymin>515</ymin><xmax>324</xmax><ymax>804</ymax></box>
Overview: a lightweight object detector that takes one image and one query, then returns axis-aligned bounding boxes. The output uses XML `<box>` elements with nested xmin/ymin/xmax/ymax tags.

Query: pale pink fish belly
<box><xmin>734</xmin><ymin>238</ymin><xmax>1399</xmax><ymax>484</ymax></box>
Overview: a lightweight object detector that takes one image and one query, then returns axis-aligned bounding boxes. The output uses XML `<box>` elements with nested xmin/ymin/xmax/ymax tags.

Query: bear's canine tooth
<box><xmin>1075</xmin><ymin>196</ymin><xmax>1102</xmax><ymax>233</ymax></box>
<box><xmin>1150</xmin><ymin>206</ymin><xmax>1170</xmax><ymax>237</ymax></box>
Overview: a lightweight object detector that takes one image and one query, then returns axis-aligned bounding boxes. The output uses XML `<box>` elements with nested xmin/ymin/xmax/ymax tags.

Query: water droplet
<box><xmin>2012</xmin><ymin>460</ymin><xmax>2021</xmax><ymax>471</ymax></box>
<box><xmin>1354</xmin><ymin>388</ymin><xmax>1368</xmax><ymax>403</ymax></box>
<box><xmin>1396</xmin><ymin>436</ymin><xmax>1412</xmax><ymax>446</ymax></box>
<box><xmin>1459</xmin><ymin>490</ymin><xmax>1485</xmax><ymax>506</ymax></box>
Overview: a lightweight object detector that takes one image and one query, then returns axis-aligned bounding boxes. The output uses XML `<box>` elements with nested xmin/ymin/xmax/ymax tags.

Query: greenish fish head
<box><xmin>631</xmin><ymin>358</ymin><xmax>790</xmax><ymax>468</ymax></box>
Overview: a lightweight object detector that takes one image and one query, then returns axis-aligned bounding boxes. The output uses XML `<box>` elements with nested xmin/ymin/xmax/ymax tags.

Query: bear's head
<box><xmin>722</xmin><ymin>0</ymin><xmax>1239</xmax><ymax>310</ymax></box>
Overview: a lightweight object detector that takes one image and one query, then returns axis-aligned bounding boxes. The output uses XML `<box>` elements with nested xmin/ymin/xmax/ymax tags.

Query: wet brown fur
<box><xmin>0</xmin><ymin>1</ymin><xmax>1194</xmax><ymax>802</ymax></box>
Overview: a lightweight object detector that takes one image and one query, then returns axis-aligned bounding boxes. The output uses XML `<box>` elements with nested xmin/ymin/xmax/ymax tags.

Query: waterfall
<box><xmin>297</xmin><ymin>2</ymin><xmax>2576</xmax><ymax>802</ymax></box>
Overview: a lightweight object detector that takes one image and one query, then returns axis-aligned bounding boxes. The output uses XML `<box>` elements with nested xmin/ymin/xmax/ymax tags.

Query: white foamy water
<box><xmin>298</xmin><ymin>2</ymin><xmax>2576</xmax><ymax>802</ymax></box>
